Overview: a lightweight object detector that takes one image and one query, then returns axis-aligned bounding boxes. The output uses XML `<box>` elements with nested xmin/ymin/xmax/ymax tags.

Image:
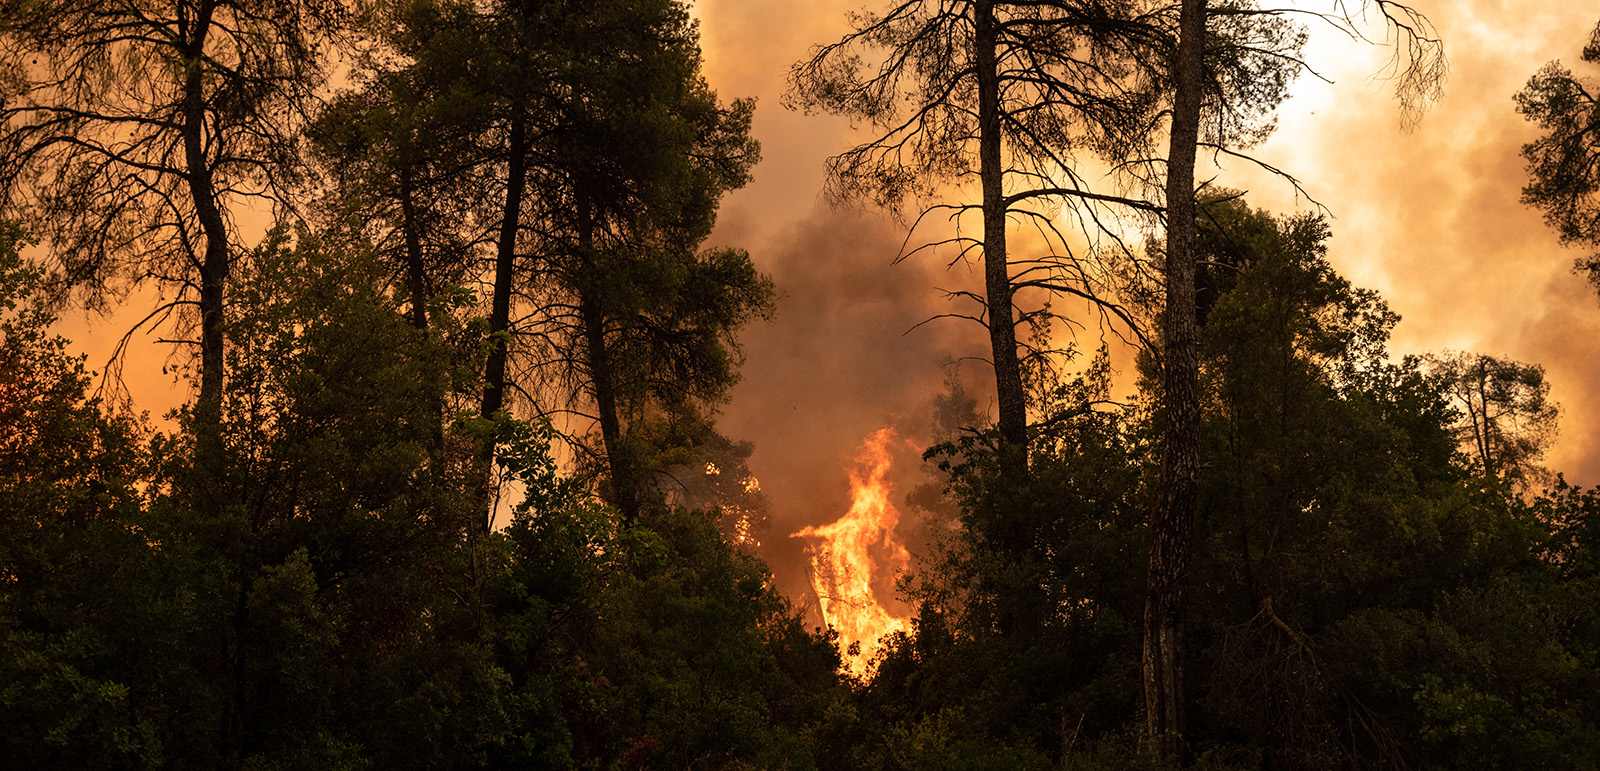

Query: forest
<box><xmin>4</xmin><ymin>0</ymin><xmax>1600</xmax><ymax>769</ymax></box>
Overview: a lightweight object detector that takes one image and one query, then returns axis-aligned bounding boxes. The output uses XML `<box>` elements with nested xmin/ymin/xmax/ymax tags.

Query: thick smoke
<box><xmin>713</xmin><ymin>204</ymin><xmax>989</xmax><ymax>615</ymax></box>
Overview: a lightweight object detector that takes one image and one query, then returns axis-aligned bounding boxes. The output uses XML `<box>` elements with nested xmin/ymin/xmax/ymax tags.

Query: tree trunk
<box><xmin>181</xmin><ymin>6</ymin><xmax>228</xmax><ymax>494</ymax></box>
<box><xmin>975</xmin><ymin>0</ymin><xmax>1028</xmax><ymax>480</ymax></box>
<box><xmin>575</xmin><ymin>191</ymin><xmax>640</xmax><ymax>522</ymax></box>
<box><xmin>481</xmin><ymin>113</ymin><xmax>529</xmax><ymax>423</ymax></box>
<box><xmin>399</xmin><ymin>166</ymin><xmax>429</xmax><ymax>330</ymax></box>
<box><xmin>476</xmin><ymin>113</ymin><xmax>530</xmax><ymax>533</ymax></box>
<box><xmin>1143</xmin><ymin>0</ymin><xmax>1206</xmax><ymax>759</ymax></box>
<box><xmin>398</xmin><ymin>164</ymin><xmax>451</xmax><ymax>468</ymax></box>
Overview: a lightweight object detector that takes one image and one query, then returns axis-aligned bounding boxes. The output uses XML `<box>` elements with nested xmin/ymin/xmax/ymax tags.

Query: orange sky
<box><xmin>49</xmin><ymin>1</ymin><xmax>1600</xmax><ymax>603</ymax></box>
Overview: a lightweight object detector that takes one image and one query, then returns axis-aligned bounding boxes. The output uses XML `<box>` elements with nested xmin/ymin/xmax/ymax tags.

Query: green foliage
<box><xmin>0</xmin><ymin>222</ymin><xmax>163</xmax><ymax>768</ymax></box>
<box><xmin>488</xmin><ymin>425</ymin><xmax>847</xmax><ymax>769</ymax></box>
<box><xmin>309</xmin><ymin>0</ymin><xmax>500</xmax><ymax>327</ymax></box>
<box><xmin>1</xmin><ymin>215</ymin><xmax>843</xmax><ymax>768</ymax></box>
<box><xmin>2</xmin><ymin>1</ymin><xmax>836</xmax><ymax>764</ymax></box>
<box><xmin>14</xmin><ymin>178</ymin><xmax>1600</xmax><ymax>770</ymax></box>
<box><xmin>9</xmin><ymin>4</ymin><xmax>1600</xmax><ymax>768</ymax></box>
<box><xmin>862</xmin><ymin>198</ymin><xmax>1600</xmax><ymax>769</ymax></box>
<box><xmin>506</xmin><ymin>0</ymin><xmax>771</xmax><ymax>519</ymax></box>
<box><xmin>1181</xmin><ymin>199</ymin><xmax>1596</xmax><ymax>769</ymax></box>
<box><xmin>850</xmin><ymin>352</ymin><xmax>1148</xmax><ymax>769</ymax></box>
<box><xmin>159</xmin><ymin>228</ymin><xmax>513</xmax><ymax>769</ymax></box>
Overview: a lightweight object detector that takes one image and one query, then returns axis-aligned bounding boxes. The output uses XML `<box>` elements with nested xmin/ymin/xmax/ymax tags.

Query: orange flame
<box><xmin>704</xmin><ymin>461</ymin><xmax>763</xmax><ymax>547</ymax></box>
<box><xmin>795</xmin><ymin>428</ymin><xmax>911</xmax><ymax>675</ymax></box>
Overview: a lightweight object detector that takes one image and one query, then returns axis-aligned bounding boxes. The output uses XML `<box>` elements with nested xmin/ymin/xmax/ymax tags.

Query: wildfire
<box><xmin>704</xmin><ymin>461</ymin><xmax>763</xmax><ymax>548</ymax></box>
<box><xmin>795</xmin><ymin>428</ymin><xmax>912</xmax><ymax>675</ymax></box>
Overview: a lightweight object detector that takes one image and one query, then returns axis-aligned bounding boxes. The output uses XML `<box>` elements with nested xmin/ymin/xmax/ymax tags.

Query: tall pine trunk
<box><xmin>1143</xmin><ymin>0</ymin><xmax>1206</xmax><ymax>757</ymax></box>
<box><xmin>397</xmin><ymin>165</ymin><xmax>451</xmax><ymax>469</ymax></box>
<box><xmin>975</xmin><ymin>0</ymin><xmax>1028</xmax><ymax>481</ymax></box>
<box><xmin>482</xmin><ymin>114</ymin><xmax>530</xmax><ymax>422</ymax></box>
<box><xmin>574</xmin><ymin>191</ymin><xmax>640</xmax><ymax>522</ymax></box>
<box><xmin>181</xmin><ymin>9</ymin><xmax>228</xmax><ymax>497</ymax></box>
<box><xmin>399</xmin><ymin>166</ymin><xmax>430</xmax><ymax>331</ymax></box>
<box><xmin>478</xmin><ymin>113</ymin><xmax>531</xmax><ymax>533</ymax></box>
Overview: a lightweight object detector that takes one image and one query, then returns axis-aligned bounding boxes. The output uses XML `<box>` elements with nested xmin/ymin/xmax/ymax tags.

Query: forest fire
<box><xmin>794</xmin><ymin>428</ymin><xmax>912</xmax><ymax>675</ymax></box>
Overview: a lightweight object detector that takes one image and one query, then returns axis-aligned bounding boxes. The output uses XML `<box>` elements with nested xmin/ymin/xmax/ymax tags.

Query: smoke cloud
<box><xmin>711</xmin><ymin>204</ymin><xmax>989</xmax><ymax>611</ymax></box>
<box><xmin>697</xmin><ymin>0</ymin><xmax>995</xmax><ymax>607</ymax></box>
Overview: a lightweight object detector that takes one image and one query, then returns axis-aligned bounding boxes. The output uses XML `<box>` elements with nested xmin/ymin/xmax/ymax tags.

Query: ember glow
<box><xmin>704</xmin><ymin>461</ymin><xmax>764</xmax><ymax>548</ymax></box>
<box><xmin>794</xmin><ymin>428</ymin><xmax>912</xmax><ymax>675</ymax></box>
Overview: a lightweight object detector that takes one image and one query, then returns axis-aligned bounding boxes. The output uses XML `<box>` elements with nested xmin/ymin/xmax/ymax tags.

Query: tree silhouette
<box><xmin>0</xmin><ymin>0</ymin><xmax>347</xmax><ymax>477</ymax></box>
<box><xmin>1426</xmin><ymin>351</ymin><xmax>1559</xmax><ymax>489</ymax></box>
<box><xmin>1518</xmin><ymin>20</ymin><xmax>1600</xmax><ymax>292</ymax></box>
<box><xmin>522</xmin><ymin>0</ymin><xmax>766</xmax><ymax>521</ymax></box>
<box><xmin>309</xmin><ymin>0</ymin><xmax>489</xmax><ymax>332</ymax></box>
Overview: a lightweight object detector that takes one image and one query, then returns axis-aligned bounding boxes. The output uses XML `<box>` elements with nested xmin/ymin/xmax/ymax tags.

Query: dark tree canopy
<box><xmin>308</xmin><ymin>0</ymin><xmax>490</xmax><ymax>330</ymax></box>
<box><xmin>508</xmin><ymin>0</ymin><xmax>769</xmax><ymax>521</ymax></box>
<box><xmin>1519</xmin><ymin>20</ymin><xmax>1600</xmax><ymax>291</ymax></box>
